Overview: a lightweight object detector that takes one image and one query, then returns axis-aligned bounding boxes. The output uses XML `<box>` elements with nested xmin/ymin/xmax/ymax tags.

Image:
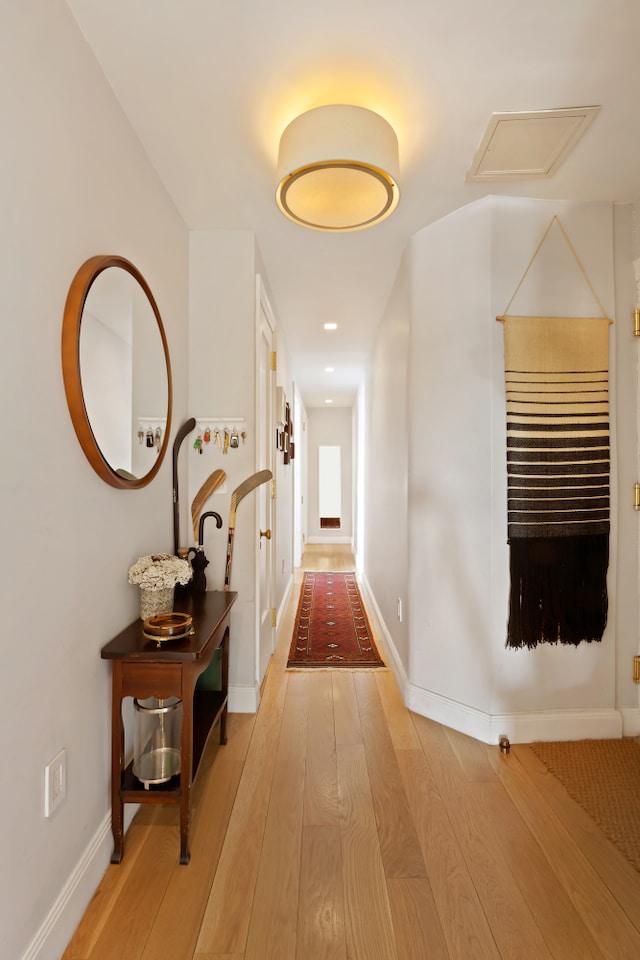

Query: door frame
<box><xmin>254</xmin><ymin>274</ymin><xmax>276</xmax><ymax>691</ymax></box>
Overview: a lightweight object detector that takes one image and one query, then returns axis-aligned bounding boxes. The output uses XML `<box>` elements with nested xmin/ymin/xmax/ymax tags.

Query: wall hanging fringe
<box><xmin>498</xmin><ymin>219</ymin><xmax>611</xmax><ymax>649</ymax></box>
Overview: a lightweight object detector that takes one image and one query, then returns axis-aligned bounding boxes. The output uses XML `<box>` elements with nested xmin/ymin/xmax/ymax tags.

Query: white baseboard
<box><xmin>278</xmin><ymin>573</ymin><xmax>294</xmax><ymax>623</ymax></box>
<box><xmin>228</xmin><ymin>577</ymin><xmax>293</xmax><ymax>716</ymax></box>
<box><xmin>359</xmin><ymin>573</ymin><xmax>408</xmax><ymax>695</ymax></box>
<box><xmin>351</xmin><ymin>574</ymin><xmax>631</xmax><ymax>747</ymax></box>
<box><xmin>621</xmin><ymin>706</ymin><xmax>640</xmax><ymax>736</ymax></box>
<box><xmin>229</xmin><ymin>683</ymin><xmax>260</xmax><ymax>713</ymax></box>
<box><xmin>406</xmin><ymin>684</ymin><xmax>493</xmax><ymax>741</ymax></box>
<box><xmin>20</xmin><ymin>813</ymin><xmax>113</xmax><ymax>960</ymax></box>
<box><xmin>489</xmin><ymin>708</ymin><xmax>623</xmax><ymax>744</ymax></box>
<box><xmin>406</xmin><ymin>682</ymin><xmax>625</xmax><ymax>744</ymax></box>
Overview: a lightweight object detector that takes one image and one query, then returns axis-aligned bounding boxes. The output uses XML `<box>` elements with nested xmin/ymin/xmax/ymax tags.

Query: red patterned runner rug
<box><xmin>287</xmin><ymin>572</ymin><xmax>384</xmax><ymax>668</ymax></box>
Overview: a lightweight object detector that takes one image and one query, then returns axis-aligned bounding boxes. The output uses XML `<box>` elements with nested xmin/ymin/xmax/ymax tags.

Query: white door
<box><xmin>256</xmin><ymin>278</ymin><xmax>275</xmax><ymax>687</ymax></box>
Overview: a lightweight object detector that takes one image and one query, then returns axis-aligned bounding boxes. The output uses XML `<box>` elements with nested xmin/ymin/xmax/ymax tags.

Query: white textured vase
<box><xmin>139</xmin><ymin>586</ymin><xmax>174</xmax><ymax>621</ymax></box>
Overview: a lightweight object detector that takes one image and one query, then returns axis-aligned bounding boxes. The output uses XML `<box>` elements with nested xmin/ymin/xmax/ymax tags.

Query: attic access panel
<box><xmin>466</xmin><ymin>107</ymin><xmax>600</xmax><ymax>182</ymax></box>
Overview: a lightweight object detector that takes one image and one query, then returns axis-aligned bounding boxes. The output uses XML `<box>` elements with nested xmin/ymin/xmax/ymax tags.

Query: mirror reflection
<box><xmin>62</xmin><ymin>255</ymin><xmax>172</xmax><ymax>489</ymax></box>
<box><xmin>80</xmin><ymin>267</ymin><xmax>168</xmax><ymax>479</ymax></box>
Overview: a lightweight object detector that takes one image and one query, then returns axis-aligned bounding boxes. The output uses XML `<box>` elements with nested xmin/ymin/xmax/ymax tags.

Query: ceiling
<box><xmin>65</xmin><ymin>0</ymin><xmax>640</xmax><ymax>407</ymax></box>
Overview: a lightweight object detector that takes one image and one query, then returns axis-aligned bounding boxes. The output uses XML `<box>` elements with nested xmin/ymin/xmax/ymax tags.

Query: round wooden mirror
<box><xmin>62</xmin><ymin>255</ymin><xmax>173</xmax><ymax>488</ymax></box>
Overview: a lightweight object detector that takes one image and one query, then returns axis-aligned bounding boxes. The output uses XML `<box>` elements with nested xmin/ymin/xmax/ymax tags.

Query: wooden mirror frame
<box><xmin>61</xmin><ymin>255</ymin><xmax>173</xmax><ymax>489</ymax></box>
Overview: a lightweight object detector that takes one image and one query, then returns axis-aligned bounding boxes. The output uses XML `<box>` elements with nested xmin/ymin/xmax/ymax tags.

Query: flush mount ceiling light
<box><xmin>276</xmin><ymin>105</ymin><xmax>400</xmax><ymax>232</ymax></box>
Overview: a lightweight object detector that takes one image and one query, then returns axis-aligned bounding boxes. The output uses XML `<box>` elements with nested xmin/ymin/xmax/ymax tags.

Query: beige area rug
<box><xmin>530</xmin><ymin>737</ymin><xmax>640</xmax><ymax>872</ymax></box>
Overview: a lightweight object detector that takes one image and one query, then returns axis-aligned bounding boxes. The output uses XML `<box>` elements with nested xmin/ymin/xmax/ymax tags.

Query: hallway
<box><xmin>64</xmin><ymin>546</ymin><xmax>640</xmax><ymax>960</ymax></box>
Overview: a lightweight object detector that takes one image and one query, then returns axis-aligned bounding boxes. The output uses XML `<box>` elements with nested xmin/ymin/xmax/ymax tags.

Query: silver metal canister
<box><xmin>132</xmin><ymin>696</ymin><xmax>183</xmax><ymax>788</ymax></box>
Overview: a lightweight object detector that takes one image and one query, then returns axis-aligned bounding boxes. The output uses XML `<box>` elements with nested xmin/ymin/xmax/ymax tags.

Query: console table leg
<box><xmin>220</xmin><ymin>627</ymin><xmax>229</xmax><ymax>746</ymax></box>
<box><xmin>220</xmin><ymin>705</ymin><xmax>228</xmax><ymax>745</ymax></box>
<box><xmin>111</xmin><ymin>811</ymin><xmax>124</xmax><ymax>864</ymax></box>
<box><xmin>179</xmin><ymin>834</ymin><xmax>191</xmax><ymax>865</ymax></box>
<box><xmin>111</xmin><ymin>670</ymin><xmax>125</xmax><ymax>864</ymax></box>
<box><xmin>179</xmin><ymin>790</ymin><xmax>191</xmax><ymax>864</ymax></box>
<box><xmin>179</xmin><ymin>673</ymin><xmax>194</xmax><ymax>865</ymax></box>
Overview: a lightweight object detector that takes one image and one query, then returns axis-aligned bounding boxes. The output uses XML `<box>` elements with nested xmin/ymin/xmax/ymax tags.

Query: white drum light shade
<box><xmin>276</xmin><ymin>105</ymin><xmax>400</xmax><ymax>232</ymax></box>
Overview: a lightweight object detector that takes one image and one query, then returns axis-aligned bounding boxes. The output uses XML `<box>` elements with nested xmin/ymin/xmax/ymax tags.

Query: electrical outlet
<box><xmin>44</xmin><ymin>748</ymin><xmax>66</xmax><ymax>818</ymax></box>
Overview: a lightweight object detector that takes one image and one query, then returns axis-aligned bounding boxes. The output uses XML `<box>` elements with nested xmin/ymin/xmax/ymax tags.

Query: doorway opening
<box><xmin>319</xmin><ymin>444</ymin><xmax>341</xmax><ymax>530</ymax></box>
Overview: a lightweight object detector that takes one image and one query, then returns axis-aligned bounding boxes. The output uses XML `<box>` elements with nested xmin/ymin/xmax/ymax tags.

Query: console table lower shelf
<box><xmin>101</xmin><ymin>590</ymin><xmax>237</xmax><ymax>865</ymax></box>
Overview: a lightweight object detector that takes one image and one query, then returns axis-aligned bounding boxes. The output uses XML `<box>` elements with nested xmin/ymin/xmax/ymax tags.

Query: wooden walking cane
<box><xmin>224</xmin><ymin>469</ymin><xmax>272</xmax><ymax>590</ymax></box>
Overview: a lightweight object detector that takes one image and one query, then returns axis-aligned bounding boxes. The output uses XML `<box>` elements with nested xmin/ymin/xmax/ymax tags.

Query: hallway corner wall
<box><xmin>363</xmin><ymin>253</ymin><xmax>411</xmax><ymax>677</ymax></box>
<box><xmin>399</xmin><ymin>195</ymin><xmax>636</xmax><ymax>743</ymax></box>
<box><xmin>407</xmin><ymin>199</ymin><xmax>495</xmax><ymax>718</ymax></box>
<box><xmin>189</xmin><ymin>230</ymin><xmax>259</xmax><ymax>700</ymax></box>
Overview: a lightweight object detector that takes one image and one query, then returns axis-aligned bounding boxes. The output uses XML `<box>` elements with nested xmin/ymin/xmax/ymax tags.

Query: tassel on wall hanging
<box><xmin>498</xmin><ymin>217</ymin><xmax>612</xmax><ymax>649</ymax></box>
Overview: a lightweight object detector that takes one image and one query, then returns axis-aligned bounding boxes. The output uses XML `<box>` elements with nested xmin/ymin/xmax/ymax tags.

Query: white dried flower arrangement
<box><xmin>128</xmin><ymin>553</ymin><xmax>192</xmax><ymax>590</ymax></box>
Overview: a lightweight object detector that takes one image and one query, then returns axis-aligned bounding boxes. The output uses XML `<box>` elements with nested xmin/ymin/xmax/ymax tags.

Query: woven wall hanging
<box><xmin>498</xmin><ymin>218</ymin><xmax>612</xmax><ymax>649</ymax></box>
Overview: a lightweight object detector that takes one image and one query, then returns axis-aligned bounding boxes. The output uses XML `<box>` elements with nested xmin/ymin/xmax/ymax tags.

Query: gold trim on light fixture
<box><xmin>277</xmin><ymin>160</ymin><xmax>398</xmax><ymax>232</ymax></box>
<box><xmin>276</xmin><ymin>105</ymin><xmax>400</xmax><ymax>232</ymax></box>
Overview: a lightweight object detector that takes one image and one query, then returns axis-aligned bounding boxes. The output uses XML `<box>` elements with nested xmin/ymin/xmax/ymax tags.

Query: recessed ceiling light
<box><xmin>325</xmin><ymin>366</ymin><xmax>335</xmax><ymax>372</ymax></box>
<box><xmin>324</xmin><ymin>322</ymin><xmax>337</xmax><ymax>330</ymax></box>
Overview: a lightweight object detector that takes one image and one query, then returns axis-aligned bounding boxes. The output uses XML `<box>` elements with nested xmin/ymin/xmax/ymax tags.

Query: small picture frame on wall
<box><xmin>283</xmin><ymin>402</ymin><xmax>291</xmax><ymax>464</ymax></box>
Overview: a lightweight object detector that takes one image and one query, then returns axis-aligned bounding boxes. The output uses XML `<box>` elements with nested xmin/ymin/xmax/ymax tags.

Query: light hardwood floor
<box><xmin>64</xmin><ymin>544</ymin><xmax>640</xmax><ymax>960</ymax></box>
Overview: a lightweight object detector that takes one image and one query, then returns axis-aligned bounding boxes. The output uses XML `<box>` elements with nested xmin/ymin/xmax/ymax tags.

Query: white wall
<box><xmin>363</xmin><ymin>254</ymin><xmax>411</xmax><ymax>674</ymax></box>
<box><xmin>619</xmin><ymin>203</ymin><xmax>640</xmax><ymax>730</ymax></box>
<box><xmin>273</xmin><ymin>333</ymin><xmax>295</xmax><ymax>613</ymax></box>
<box><xmin>407</xmin><ymin>199</ymin><xmax>495</xmax><ymax>719</ymax></box>
<box><xmin>189</xmin><ymin>231</ymin><xmax>259</xmax><ymax>702</ymax></box>
<box><xmin>1</xmin><ymin>3</ymin><xmax>188</xmax><ymax>958</ymax></box>
<box><xmin>395</xmin><ymin>195</ymin><xmax>638</xmax><ymax>742</ymax></box>
<box><xmin>189</xmin><ymin>239</ymin><xmax>295</xmax><ymax>702</ymax></box>
<box><xmin>293</xmin><ymin>385</ymin><xmax>307</xmax><ymax>567</ymax></box>
<box><xmin>489</xmin><ymin>199</ymin><xmax>619</xmax><ymax>727</ymax></box>
<box><xmin>306</xmin><ymin>407</ymin><xmax>353</xmax><ymax>542</ymax></box>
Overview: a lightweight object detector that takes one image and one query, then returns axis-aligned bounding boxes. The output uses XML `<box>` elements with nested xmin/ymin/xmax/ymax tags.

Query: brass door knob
<box><xmin>260</xmin><ymin>529</ymin><xmax>271</xmax><ymax>540</ymax></box>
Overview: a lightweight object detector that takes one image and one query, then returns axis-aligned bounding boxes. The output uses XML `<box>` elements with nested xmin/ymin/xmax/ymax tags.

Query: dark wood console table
<box><xmin>101</xmin><ymin>589</ymin><xmax>237</xmax><ymax>864</ymax></box>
